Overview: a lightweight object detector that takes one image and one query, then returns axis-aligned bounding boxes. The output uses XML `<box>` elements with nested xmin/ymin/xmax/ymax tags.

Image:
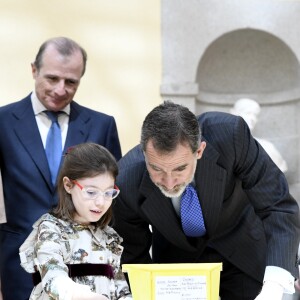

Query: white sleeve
<box><xmin>263</xmin><ymin>266</ymin><xmax>295</xmax><ymax>294</ymax></box>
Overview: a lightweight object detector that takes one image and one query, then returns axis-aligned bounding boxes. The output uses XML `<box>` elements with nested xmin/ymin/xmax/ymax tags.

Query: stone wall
<box><xmin>161</xmin><ymin>0</ymin><xmax>300</xmax><ymax>200</ymax></box>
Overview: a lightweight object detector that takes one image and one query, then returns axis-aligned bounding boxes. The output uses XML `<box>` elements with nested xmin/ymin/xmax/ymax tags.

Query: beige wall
<box><xmin>0</xmin><ymin>0</ymin><xmax>162</xmax><ymax>154</ymax></box>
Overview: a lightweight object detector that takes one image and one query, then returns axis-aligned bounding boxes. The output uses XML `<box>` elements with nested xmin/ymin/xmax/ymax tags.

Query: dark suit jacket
<box><xmin>0</xmin><ymin>94</ymin><xmax>122</xmax><ymax>300</ymax></box>
<box><xmin>113</xmin><ymin>111</ymin><xmax>300</xmax><ymax>285</ymax></box>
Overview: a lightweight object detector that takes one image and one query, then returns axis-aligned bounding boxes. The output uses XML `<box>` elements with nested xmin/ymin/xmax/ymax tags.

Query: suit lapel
<box><xmin>139</xmin><ymin>172</ymin><xmax>181</xmax><ymax>238</ymax></box>
<box><xmin>139</xmin><ymin>172</ymin><xmax>205</xmax><ymax>251</ymax></box>
<box><xmin>11</xmin><ymin>100</ymin><xmax>93</xmax><ymax>190</ymax></box>
<box><xmin>139</xmin><ymin>140</ymin><xmax>227</xmax><ymax>251</ymax></box>
<box><xmin>12</xmin><ymin>97</ymin><xmax>52</xmax><ymax>189</ymax></box>
<box><xmin>195</xmin><ymin>155</ymin><xmax>227</xmax><ymax>237</ymax></box>
<box><xmin>63</xmin><ymin>102</ymin><xmax>91</xmax><ymax>153</ymax></box>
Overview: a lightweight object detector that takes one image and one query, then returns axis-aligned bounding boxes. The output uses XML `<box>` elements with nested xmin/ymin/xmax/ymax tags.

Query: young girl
<box><xmin>19</xmin><ymin>143</ymin><xmax>131</xmax><ymax>300</ymax></box>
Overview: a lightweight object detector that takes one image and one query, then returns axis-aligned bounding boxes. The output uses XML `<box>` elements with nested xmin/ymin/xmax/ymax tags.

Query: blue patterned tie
<box><xmin>180</xmin><ymin>184</ymin><xmax>206</xmax><ymax>237</ymax></box>
<box><xmin>45</xmin><ymin>111</ymin><xmax>62</xmax><ymax>186</ymax></box>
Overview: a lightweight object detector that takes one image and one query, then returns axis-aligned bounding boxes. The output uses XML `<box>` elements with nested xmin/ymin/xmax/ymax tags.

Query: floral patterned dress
<box><xmin>19</xmin><ymin>213</ymin><xmax>130</xmax><ymax>300</ymax></box>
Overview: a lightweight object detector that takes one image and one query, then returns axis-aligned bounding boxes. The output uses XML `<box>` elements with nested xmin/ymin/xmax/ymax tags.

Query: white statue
<box><xmin>230</xmin><ymin>98</ymin><xmax>288</xmax><ymax>173</ymax></box>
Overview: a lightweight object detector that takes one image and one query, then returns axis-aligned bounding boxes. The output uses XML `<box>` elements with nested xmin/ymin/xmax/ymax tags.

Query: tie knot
<box><xmin>45</xmin><ymin>111</ymin><xmax>60</xmax><ymax>123</ymax></box>
<box><xmin>183</xmin><ymin>184</ymin><xmax>195</xmax><ymax>195</ymax></box>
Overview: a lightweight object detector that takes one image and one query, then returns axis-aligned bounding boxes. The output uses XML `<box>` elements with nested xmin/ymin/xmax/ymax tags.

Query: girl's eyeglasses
<box><xmin>72</xmin><ymin>180</ymin><xmax>120</xmax><ymax>201</ymax></box>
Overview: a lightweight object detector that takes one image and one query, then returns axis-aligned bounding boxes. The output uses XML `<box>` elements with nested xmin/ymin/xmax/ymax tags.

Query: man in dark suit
<box><xmin>0</xmin><ymin>37</ymin><xmax>122</xmax><ymax>300</ymax></box>
<box><xmin>113</xmin><ymin>101</ymin><xmax>300</xmax><ymax>300</ymax></box>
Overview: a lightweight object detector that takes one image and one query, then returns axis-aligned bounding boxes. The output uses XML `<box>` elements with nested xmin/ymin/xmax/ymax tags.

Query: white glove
<box><xmin>254</xmin><ymin>281</ymin><xmax>284</xmax><ymax>300</ymax></box>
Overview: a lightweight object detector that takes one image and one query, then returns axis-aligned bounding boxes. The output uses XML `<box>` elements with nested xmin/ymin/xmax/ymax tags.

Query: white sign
<box><xmin>155</xmin><ymin>275</ymin><xmax>207</xmax><ymax>300</ymax></box>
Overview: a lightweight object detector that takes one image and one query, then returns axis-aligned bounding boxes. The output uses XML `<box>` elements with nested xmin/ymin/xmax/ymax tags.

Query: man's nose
<box><xmin>162</xmin><ymin>174</ymin><xmax>177</xmax><ymax>190</ymax></box>
<box><xmin>54</xmin><ymin>81</ymin><xmax>67</xmax><ymax>96</ymax></box>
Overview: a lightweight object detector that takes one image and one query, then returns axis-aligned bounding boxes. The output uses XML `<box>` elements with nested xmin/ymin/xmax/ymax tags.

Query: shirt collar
<box><xmin>31</xmin><ymin>91</ymin><xmax>71</xmax><ymax>116</ymax></box>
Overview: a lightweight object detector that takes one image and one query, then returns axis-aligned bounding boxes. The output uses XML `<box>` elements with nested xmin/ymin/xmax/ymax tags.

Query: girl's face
<box><xmin>63</xmin><ymin>173</ymin><xmax>115</xmax><ymax>224</ymax></box>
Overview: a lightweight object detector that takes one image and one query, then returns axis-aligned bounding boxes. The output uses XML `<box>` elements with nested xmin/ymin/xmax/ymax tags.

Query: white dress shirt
<box><xmin>31</xmin><ymin>91</ymin><xmax>70</xmax><ymax>149</ymax></box>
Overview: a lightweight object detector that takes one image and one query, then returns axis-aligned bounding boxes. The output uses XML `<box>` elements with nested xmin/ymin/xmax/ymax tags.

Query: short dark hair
<box><xmin>52</xmin><ymin>143</ymin><xmax>118</xmax><ymax>229</ymax></box>
<box><xmin>33</xmin><ymin>37</ymin><xmax>88</xmax><ymax>76</ymax></box>
<box><xmin>140</xmin><ymin>101</ymin><xmax>201</xmax><ymax>153</ymax></box>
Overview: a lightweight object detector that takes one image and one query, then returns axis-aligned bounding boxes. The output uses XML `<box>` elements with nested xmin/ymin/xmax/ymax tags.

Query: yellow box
<box><xmin>122</xmin><ymin>263</ymin><xmax>222</xmax><ymax>300</ymax></box>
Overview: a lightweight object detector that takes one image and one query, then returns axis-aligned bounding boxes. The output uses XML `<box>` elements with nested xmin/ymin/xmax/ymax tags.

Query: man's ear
<box><xmin>31</xmin><ymin>63</ymin><xmax>38</xmax><ymax>79</ymax></box>
<box><xmin>195</xmin><ymin>141</ymin><xmax>206</xmax><ymax>159</ymax></box>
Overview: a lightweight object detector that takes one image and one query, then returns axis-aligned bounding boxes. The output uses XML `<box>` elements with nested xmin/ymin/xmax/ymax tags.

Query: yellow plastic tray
<box><xmin>122</xmin><ymin>263</ymin><xmax>222</xmax><ymax>300</ymax></box>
